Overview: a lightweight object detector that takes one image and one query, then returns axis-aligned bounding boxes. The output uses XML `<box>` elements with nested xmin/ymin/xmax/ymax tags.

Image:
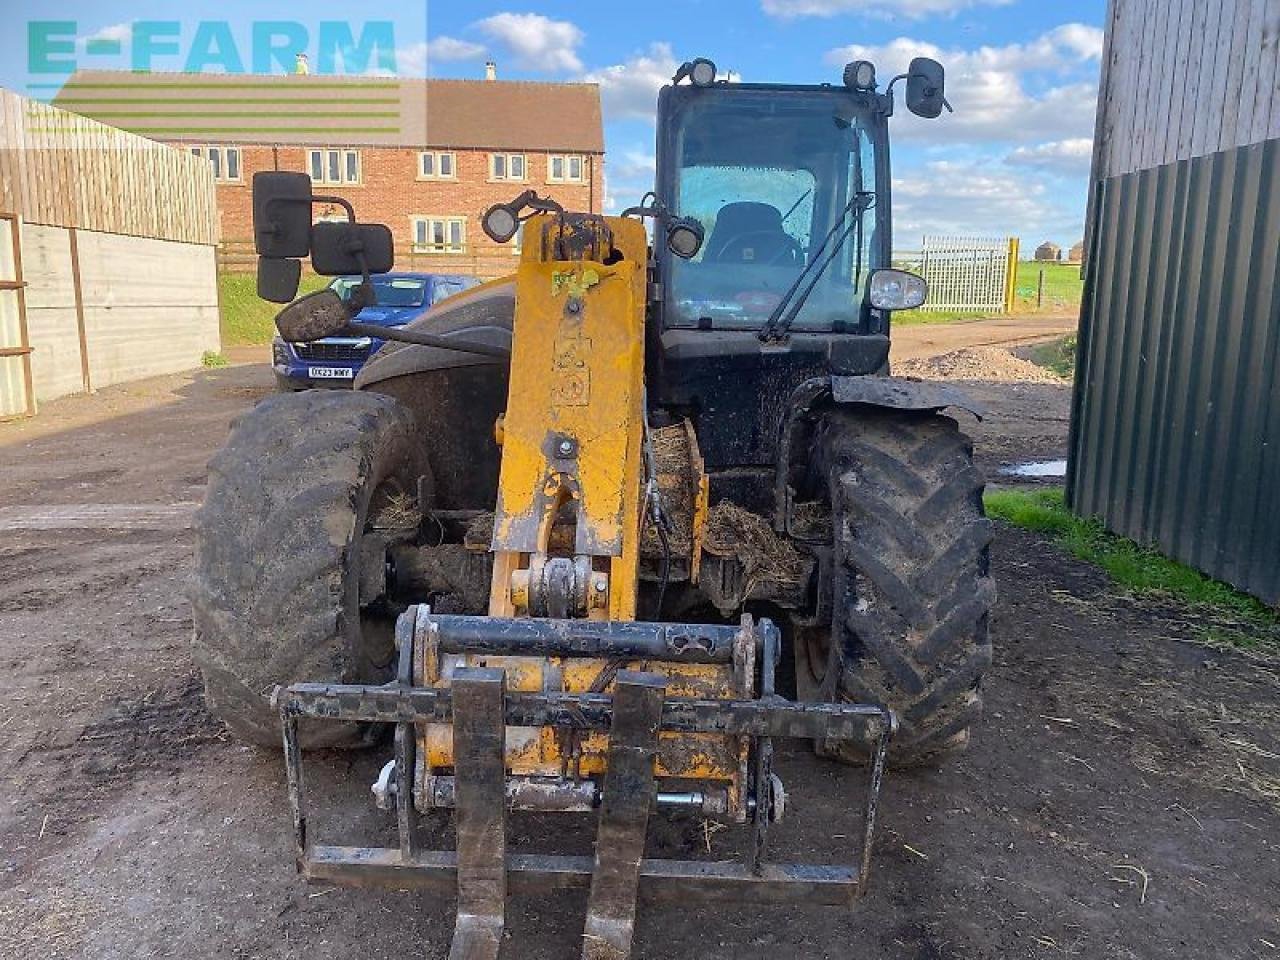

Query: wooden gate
<box><xmin>0</xmin><ymin>213</ymin><xmax>34</xmax><ymax>419</ymax></box>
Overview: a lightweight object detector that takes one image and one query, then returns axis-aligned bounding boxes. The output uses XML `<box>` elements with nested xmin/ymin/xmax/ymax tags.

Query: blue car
<box><xmin>272</xmin><ymin>273</ymin><xmax>480</xmax><ymax>390</ymax></box>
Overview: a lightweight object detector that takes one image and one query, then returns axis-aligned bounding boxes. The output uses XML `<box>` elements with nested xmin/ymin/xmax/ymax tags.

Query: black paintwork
<box><xmin>352</xmin><ymin>80</ymin><xmax>950</xmax><ymax>515</ymax></box>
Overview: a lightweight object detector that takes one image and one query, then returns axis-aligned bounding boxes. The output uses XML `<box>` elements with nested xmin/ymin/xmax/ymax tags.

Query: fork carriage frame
<box><xmin>275</xmin><ymin>609</ymin><xmax>894</xmax><ymax>959</ymax></box>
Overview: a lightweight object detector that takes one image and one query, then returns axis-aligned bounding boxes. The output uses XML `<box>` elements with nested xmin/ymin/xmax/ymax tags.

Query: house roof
<box><xmin>53</xmin><ymin>72</ymin><xmax>604</xmax><ymax>152</ymax></box>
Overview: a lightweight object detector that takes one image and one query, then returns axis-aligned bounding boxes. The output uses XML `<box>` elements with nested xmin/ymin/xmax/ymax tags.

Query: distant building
<box><xmin>1067</xmin><ymin>241</ymin><xmax>1085</xmax><ymax>264</ymax></box>
<box><xmin>55</xmin><ymin>69</ymin><xmax>605</xmax><ymax>278</ymax></box>
<box><xmin>1034</xmin><ymin>241</ymin><xmax>1062</xmax><ymax>262</ymax></box>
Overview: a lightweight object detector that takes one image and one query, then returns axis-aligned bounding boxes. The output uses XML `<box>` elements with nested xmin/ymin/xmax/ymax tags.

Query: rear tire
<box><xmin>191</xmin><ymin>390</ymin><xmax>425</xmax><ymax>748</ymax></box>
<box><xmin>797</xmin><ymin>409</ymin><xmax>995</xmax><ymax>767</ymax></box>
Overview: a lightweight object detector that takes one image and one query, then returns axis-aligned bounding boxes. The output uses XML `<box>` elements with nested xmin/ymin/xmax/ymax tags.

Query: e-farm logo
<box><xmin>24</xmin><ymin>20</ymin><xmax>407</xmax><ymax>139</ymax></box>
<box><xmin>27</xmin><ymin>20</ymin><xmax>400</xmax><ymax>79</ymax></box>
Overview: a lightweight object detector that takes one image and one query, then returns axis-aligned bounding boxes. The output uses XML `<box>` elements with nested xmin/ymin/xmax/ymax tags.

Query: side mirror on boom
<box><xmin>905</xmin><ymin>57</ymin><xmax>951</xmax><ymax>119</ymax></box>
<box><xmin>251</xmin><ymin>171</ymin><xmax>395</xmax><ymax>305</ymax></box>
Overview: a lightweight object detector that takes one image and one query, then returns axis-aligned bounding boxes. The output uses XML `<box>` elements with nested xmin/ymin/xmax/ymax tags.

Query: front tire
<box><xmin>797</xmin><ymin>409</ymin><xmax>995</xmax><ymax>767</ymax></box>
<box><xmin>191</xmin><ymin>390</ymin><xmax>425</xmax><ymax>748</ymax></box>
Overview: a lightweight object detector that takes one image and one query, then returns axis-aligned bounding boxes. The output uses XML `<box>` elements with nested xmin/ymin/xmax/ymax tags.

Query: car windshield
<box><xmin>331</xmin><ymin>277</ymin><xmax>428</xmax><ymax>308</ymax></box>
<box><xmin>666</xmin><ymin>89</ymin><xmax>879</xmax><ymax>331</ymax></box>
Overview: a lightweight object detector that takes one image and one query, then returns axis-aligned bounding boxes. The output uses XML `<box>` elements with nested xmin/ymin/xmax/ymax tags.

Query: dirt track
<box><xmin>3</xmin><ymin>320</ymin><xmax>1278</xmax><ymax>959</ymax></box>
<box><xmin>890</xmin><ymin>314</ymin><xmax>1077</xmax><ymax>362</ymax></box>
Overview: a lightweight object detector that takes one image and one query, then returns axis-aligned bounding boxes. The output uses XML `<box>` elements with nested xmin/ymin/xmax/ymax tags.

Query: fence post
<box><xmin>1037</xmin><ymin>268</ymin><xmax>1046</xmax><ymax>309</ymax></box>
<box><xmin>1003</xmin><ymin>237</ymin><xmax>1019</xmax><ymax>313</ymax></box>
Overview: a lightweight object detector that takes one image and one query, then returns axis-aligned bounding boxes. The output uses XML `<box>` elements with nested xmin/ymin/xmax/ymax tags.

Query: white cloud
<box><xmin>476</xmin><ymin>13</ymin><xmax>584</xmax><ymax>73</ymax></box>
<box><xmin>602</xmin><ymin>150</ymin><xmax>657</xmax><ymax>212</ymax></box>
<box><xmin>397</xmin><ymin>36</ymin><xmax>487</xmax><ymax>76</ymax></box>
<box><xmin>1005</xmin><ymin>138</ymin><xmax>1094</xmax><ymax>176</ymax></box>
<box><xmin>827</xmin><ymin>26</ymin><xmax>1102</xmax><ymax>145</ymax></box>
<box><xmin>397</xmin><ymin>43</ymin><xmax>429</xmax><ymax>76</ymax></box>
<box><xmin>1047</xmin><ymin>23</ymin><xmax>1105</xmax><ymax>61</ymax></box>
<box><xmin>428</xmin><ymin>36</ymin><xmax>487</xmax><ymax>63</ymax></box>
<box><xmin>764</xmin><ymin>0</ymin><xmax>1013</xmax><ymax>20</ymax></box>
<box><xmin>81</xmin><ymin>23</ymin><xmax>131</xmax><ymax>45</ymax></box>
<box><xmin>580</xmin><ymin>43</ymin><xmax>679</xmax><ymax>122</ymax></box>
<box><xmin>893</xmin><ymin>159</ymin><xmax>1083</xmax><ymax>245</ymax></box>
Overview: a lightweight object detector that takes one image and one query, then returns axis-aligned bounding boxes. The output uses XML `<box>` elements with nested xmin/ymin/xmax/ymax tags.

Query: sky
<box><xmin>3</xmin><ymin>0</ymin><xmax>1108</xmax><ymax>248</ymax></box>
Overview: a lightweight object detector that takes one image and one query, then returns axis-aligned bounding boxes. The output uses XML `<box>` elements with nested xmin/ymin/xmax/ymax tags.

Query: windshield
<box><xmin>665</xmin><ymin>89</ymin><xmax>880</xmax><ymax>331</ymax></box>
<box><xmin>331</xmin><ymin>276</ymin><xmax>428</xmax><ymax>308</ymax></box>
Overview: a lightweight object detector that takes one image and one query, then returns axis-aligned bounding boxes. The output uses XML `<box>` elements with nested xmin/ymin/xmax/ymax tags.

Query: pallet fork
<box><xmin>276</xmin><ymin>608</ymin><xmax>892</xmax><ymax>959</ymax></box>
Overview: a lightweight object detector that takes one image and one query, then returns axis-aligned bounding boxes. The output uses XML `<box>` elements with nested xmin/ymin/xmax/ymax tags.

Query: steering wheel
<box><xmin>710</xmin><ymin>229</ymin><xmax>802</xmax><ymax>266</ymax></box>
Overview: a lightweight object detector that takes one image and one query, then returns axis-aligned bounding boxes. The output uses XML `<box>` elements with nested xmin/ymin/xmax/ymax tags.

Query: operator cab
<box><xmin>656</xmin><ymin>81</ymin><xmax>888</xmax><ymax>335</ymax></box>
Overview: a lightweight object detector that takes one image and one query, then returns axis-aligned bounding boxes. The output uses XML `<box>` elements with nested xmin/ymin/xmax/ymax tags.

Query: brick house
<box><xmin>55</xmin><ymin>71</ymin><xmax>605</xmax><ymax>278</ymax></box>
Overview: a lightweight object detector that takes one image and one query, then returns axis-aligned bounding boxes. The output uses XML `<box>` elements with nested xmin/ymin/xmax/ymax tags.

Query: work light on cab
<box><xmin>844</xmin><ymin>60</ymin><xmax>877</xmax><ymax>91</ymax></box>
<box><xmin>665</xmin><ymin>217</ymin><xmax>705</xmax><ymax>259</ymax></box>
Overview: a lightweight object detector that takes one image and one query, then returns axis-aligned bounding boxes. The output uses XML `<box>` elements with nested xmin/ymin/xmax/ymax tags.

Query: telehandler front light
<box><xmin>666</xmin><ymin>218</ymin><xmax>705</xmax><ymax>259</ymax></box>
<box><xmin>482</xmin><ymin>203</ymin><xmax>520</xmax><ymax>244</ymax></box>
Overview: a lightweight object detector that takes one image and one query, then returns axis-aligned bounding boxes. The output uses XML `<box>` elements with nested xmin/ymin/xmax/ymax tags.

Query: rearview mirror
<box><xmin>867</xmin><ymin>268</ymin><xmax>927</xmax><ymax>311</ymax></box>
<box><xmin>275</xmin><ymin>289</ymin><xmax>353</xmax><ymax>342</ymax></box>
<box><xmin>253</xmin><ymin>172</ymin><xmax>313</xmax><ymax>258</ymax></box>
<box><xmin>311</xmin><ymin>222</ymin><xmax>395</xmax><ymax>276</ymax></box>
<box><xmin>257</xmin><ymin>256</ymin><xmax>302</xmax><ymax>304</ymax></box>
<box><xmin>906</xmin><ymin>57</ymin><xmax>949</xmax><ymax>119</ymax></box>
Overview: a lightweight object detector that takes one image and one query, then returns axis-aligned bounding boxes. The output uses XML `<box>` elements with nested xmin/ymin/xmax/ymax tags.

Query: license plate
<box><xmin>308</xmin><ymin>367</ymin><xmax>354</xmax><ymax>380</ymax></box>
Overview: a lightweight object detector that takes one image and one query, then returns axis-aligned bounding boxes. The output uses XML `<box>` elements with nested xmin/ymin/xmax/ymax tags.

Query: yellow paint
<box><xmin>419</xmin><ymin>214</ymin><xmax>749</xmax><ymax>816</ymax></box>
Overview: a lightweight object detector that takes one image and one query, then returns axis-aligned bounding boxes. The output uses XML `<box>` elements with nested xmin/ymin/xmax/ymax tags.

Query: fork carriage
<box><xmin>276</xmin><ymin>606</ymin><xmax>893</xmax><ymax>958</ymax></box>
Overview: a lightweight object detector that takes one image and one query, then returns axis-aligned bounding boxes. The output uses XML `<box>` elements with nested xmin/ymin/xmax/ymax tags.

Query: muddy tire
<box><xmin>797</xmin><ymin>409</ymin><xmax>995</xmax><ymax>767</ymax></box>
<box><xmin>191</xmin><ymin>390</ymin><xmax>425</xmax><ymax>749</ymax></box>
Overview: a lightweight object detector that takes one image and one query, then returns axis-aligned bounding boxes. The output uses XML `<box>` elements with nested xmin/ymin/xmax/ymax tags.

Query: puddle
<box><xmin>999</xmin><ymin>459</ymin><xmax>1067</xmax><ymax>478</ymax></box>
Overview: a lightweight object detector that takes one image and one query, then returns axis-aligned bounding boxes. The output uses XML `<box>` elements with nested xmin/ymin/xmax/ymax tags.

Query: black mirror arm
<box><xmin>311</xmin><ymin>194</ymin><xmax>356</xmax><ymax>222</ymax></box>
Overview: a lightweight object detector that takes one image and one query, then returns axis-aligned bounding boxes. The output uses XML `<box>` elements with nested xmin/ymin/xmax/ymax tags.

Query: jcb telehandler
<box><xmin>193</xmin><ymin>56</ymin><xmax>992</xmax><ymax>958</ymax></box>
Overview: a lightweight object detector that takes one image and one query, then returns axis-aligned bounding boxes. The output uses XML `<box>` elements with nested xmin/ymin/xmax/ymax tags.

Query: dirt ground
<box><xmin>3</xmin><ymin>318</ymin><xmax>1278</xmax><ymax>960</ymax></box>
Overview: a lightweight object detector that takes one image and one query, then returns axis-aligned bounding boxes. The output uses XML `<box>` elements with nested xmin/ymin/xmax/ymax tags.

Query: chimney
<box><xmin>484</xmin><ymin>61</ymin><xmax>497</xmax><ymax>81</ymax></box>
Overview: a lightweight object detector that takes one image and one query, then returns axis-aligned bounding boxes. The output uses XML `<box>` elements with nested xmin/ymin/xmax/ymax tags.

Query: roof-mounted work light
<box><xmin>844</xmin><ymin>60</ymin><xmax>877</xmax><ymax>91</ymax></box>
<box><xmin>672</xmin><ymin>57</ymin><xmax>718</xmax><ymax>87</ymax></box>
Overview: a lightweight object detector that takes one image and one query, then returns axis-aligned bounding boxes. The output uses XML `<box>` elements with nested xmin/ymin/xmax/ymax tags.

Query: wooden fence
<box><xmin>218</xmin><ymin>239</ymin><xmax>523</xmax><ymax>282</ymax></box>
<box><xmin>0</xmin><ymin>91</ymin><xmax>217</xmax><ymax>243</ymax></box>
<box><xmin>0</xmin><ymin>90</ymin><xmax>220</xmax><ymax>417</ymax></box>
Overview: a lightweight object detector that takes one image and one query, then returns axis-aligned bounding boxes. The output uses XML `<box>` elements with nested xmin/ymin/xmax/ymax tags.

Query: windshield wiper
<box><xmin>758</xmin><ymin>191</ymin><xmax>875</xmax><ymax>342</ymax></box>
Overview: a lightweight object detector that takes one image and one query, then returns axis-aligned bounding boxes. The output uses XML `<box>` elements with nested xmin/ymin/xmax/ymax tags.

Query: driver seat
<box><xmin>705</xmin><ymin>202</ymin><xmax>799</xmax><ymax>265</ymax></box>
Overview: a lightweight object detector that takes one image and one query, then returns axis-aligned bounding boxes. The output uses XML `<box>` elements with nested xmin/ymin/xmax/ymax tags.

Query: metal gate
<box><xmin>0</xmin><ymin>213</ymin><xmax>34</xmax><ymax>419</ymax></box>
<box><xmin>917</xmin><ymin>235</ymin><xmax>1018</xmax><ymax>313</ymax></box>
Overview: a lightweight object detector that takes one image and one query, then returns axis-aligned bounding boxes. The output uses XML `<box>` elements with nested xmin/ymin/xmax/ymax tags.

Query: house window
<box><xmin>490</xmin><ymin>153</ymin><xmax>526</xmax><ymax>181</ymax></box>
<box><xmin>308</xmin><ymin>148</ymin><xmax>361</xmax><ymax>185</ymax></box>
<box><xmin>190</xmin><ymin>145</ymin><xmax>242</xmax><ymax>183</ymax></box>
<box><xmin>412</xmin><ymin>216</ymin><xmax>467</xmax><ymax>254</ymax></box>
<box><xmin>547</xmin><ymin>155</ymin><xmax>585</xmax><ymax>184</ymax></box>
<box><xmin>419</xmin><ymin>151</ymin><xmax>456</xmax><ymax>179</ymax></box>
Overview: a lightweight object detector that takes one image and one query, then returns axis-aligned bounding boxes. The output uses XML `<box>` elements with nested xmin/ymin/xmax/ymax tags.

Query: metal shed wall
<box><xmin>1070</xmin><ymin>0</ymin><xmax>1280</xmax><ymax>603</ymax></box>
<box><xmin>1091</xmin><ymin>0</ymin><xmax>1280</xmax><ymax>181</ymax></box>
<box><xmin>1068</xmin><ymin>140</ymin><xmax>1280</xmax><ymax>603</ymax></box>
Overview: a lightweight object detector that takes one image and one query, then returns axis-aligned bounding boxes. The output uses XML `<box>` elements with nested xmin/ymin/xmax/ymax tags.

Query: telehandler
<box><xmin>193</xmin><ymin>55</ymin><xmax>992</xmax><ymax>959</ymax></box>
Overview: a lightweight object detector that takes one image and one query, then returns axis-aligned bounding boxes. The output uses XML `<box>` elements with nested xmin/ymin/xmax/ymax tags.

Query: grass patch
<box><xmin>1012</xmin><ymin>260</ymin><xmax>1084</xmax><ymax>313</ymax></box>
<box><xmin>1026</xmin><ymin>334</ymin><xmax>1078</xmax><ymax>379</ymax></box>
<box><xmin>200</xmin><ymin>350</ymin><xmax>229</xmax><ymax>368</ymax></box>
<box><xmin>890</xmin><ymin>260</ymin><xmax>1083</xmax><ymax>327</ymax></box>
<box><xmin>894</xmin><ymin>308</ymin><xmax>988</xmax><ymax>326</ymax></box>
<box><xmin>985</xmin><ymin>487</ymin><xmax>1280</xmax><ymax>655</ymax></box>
<box><xmin>219</xmin><ymin>272</ymin><xmax>328</xmax><ymax>346</ymax></box>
